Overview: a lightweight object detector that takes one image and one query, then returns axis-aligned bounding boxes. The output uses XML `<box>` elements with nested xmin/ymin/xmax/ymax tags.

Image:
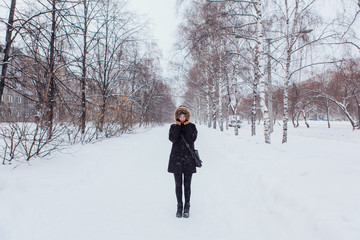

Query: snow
<box><xmin>0</xmin><ymin>121</ymin><xmax>360</xmax><ymax>240</ymax></box>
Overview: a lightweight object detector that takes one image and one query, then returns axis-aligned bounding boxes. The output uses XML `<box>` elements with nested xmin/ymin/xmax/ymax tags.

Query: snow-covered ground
<box><xmin>0</xmin><ymin>121</ymin><xmax>359</xmax><ymax>240</ymax></box>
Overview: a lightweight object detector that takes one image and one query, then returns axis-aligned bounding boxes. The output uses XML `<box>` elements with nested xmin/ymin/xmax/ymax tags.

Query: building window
<box><xmin>17</xmin><ymin>111</ymin><xmax>21</xmax><ymax>118</ymax></box>
<box><xmin>16</xmin><ymin>96</ymin><xmax>22</xmax><ymax>104</ymax></box>
<box><xmin>7</xmin><ymin>81</ymin><xmax>13</xmax><ymax>88</ymax></box>
<box><xmin>8</xmin><ymin>95</ymin><xmax>13</xmax><ymax>103</ymax></box>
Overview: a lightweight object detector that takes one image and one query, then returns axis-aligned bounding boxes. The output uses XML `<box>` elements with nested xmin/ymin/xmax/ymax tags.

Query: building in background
<box><xmin>0</xmin><ymin>45</ymin><xmax>37</xmax><ymax>122</ymax></box>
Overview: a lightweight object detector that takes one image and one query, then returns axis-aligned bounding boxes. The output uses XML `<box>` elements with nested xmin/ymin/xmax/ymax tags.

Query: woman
<box><xmin>168</xmin><ymin>106</ymin><xmax>198</xmax><ymax>218</ymax></box>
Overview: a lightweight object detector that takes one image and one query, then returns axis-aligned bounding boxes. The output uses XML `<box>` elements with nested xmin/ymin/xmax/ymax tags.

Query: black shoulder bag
<box><xmin>180</xmin><ymin>135</ymin><xmax>202</xmax><ymax>168</ymax></box>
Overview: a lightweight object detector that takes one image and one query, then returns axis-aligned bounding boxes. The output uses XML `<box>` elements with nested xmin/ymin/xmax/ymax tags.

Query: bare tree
<box><xmin>64</xmin><ymin>0</ymin><xmax>102</xmax><ymax>135</ymax></box>
<box><xmin>0</xmin><ymin>0</ymin><xmax>16</xmax><ymax>103</ymax></box>
<box><xmin>317</xmin><ymin>61</ymin><xmax>360</xmax><ymax>129</ymax></box>
<box><xmin>276</xmin><ymin>0</ymin><xmax>319</xmax><ymax>143</ymax></box>
<box><xmin>1</xmin><ymin>0</ymin><xmax>174</xmax><ymax>164</ymax></box>
<box><xmin>208</xmin><ymin>0</ymin><xmax>271</xmax><ymax>142</ymax></box>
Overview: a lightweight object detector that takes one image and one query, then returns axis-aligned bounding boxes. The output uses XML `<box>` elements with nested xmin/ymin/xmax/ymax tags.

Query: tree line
<box><xmin>0</xmin><ymin>0</ymin><xmax>175</xmax><ymax>164</ymax></box>
<box><xmin>175</xmin><ymin>0</ymin><xmax>360</xmax><ymax>143</ymax></box>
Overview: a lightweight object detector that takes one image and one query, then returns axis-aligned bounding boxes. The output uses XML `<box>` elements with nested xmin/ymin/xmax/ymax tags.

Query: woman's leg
<box><xmin>184</xmin><ymin>173</ymin><xmax>193</xmax><ymax>204</ymax></box>
<box><xmin>174</xmin><ymin>173</ymin><xmax>183</xmax><ymax>217</ymax></box>
<box><xmin>183</xmin><ymin>173</ymin><xmax>192</xmax><ymax>218</ymax></box>
<box><xmin>174</xmin><ymin>173</ymin><xmax>183</xmax><ymax>204</ymax></box>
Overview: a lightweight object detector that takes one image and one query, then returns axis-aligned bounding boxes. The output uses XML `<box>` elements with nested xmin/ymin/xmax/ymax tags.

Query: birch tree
<box><xmin>268</xmin><ymin>0</ymin><xmax>323</xmax><ymax>143</ymax></box>
<box><xmin>177</xmin><ymin>1</ymin><xmax>225</xmax><ymax>128</ymax></box>
<box><xmin>204</xmin><ymin>0</ymin><xmax>271</xmax><ymax>142</ymax></box>
<box><xmin>253</xmin><ymin>0</ymin><xmax>271</xmax><ymax>143</ymax></box>
<box><xmin>222</xmin><ymin>0</ymin><xmax>271</xmax><ymax>143</ymax></box>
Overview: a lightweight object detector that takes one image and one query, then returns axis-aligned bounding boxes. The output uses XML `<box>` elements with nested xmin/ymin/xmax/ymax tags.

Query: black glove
<box><xmin>180</xmin><ymin>122</ymin><xmax>184</xmax><ymax>131</ymax></box>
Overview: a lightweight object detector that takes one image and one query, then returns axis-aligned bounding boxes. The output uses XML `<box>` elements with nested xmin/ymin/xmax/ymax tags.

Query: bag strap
<box><xmin>181</xmin><ymin>134</ymin><xmax>202</xmax><ymax>166</ymax></box>
<box><xmin>180</xmin><ymin>134</ymin><xmax>189</xmax><ymax>146</ymax></box>
<box><xmin>180</xmin><ymin>135</ymin><xmax>195</xmax><ymax>155</ymax></box>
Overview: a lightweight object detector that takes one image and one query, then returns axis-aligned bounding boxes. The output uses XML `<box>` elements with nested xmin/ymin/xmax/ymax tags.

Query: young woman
<box><xmin>168</xmin><ymin>106</ymin><xmax>198</xmax><ymax>218</ymax></box>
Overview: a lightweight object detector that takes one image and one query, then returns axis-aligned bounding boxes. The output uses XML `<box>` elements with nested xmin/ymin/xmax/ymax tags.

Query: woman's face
<box><xmin>179</xmin><ymin>115</ymin><xmax>186</xmax><ymax>123</ymax></box>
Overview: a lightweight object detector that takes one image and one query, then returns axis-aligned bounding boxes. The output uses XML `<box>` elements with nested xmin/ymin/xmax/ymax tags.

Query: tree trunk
<box><xmin>0</xmin><ymin>0</ymin><xmax>16</xmax><ymax>102</ymax></box>
<box><xmin>255</xmin><ymin>0</ymin><xmax>271</xmax><ymax>144</ymax></box>
<box><xmin>251</xmin><ymin>79</ymin><xmax>257</xmax><ymax>136</ymax></box>
<box><xmin>218</xmin><ymin>75</ymin><xmax>223</xmax><ymax>131</ymax></box>
<box><xmin>290</xmin><ymin>83</ymin><xmax>299</xmax><ymax>127</ymax></box>
<box><xmin>47</xmin><ymin>0</ymin><xmax>57</xmax><ymax>140</ymax></box>
<box><xmin>252</xmin><ymin>45</ymin><xmax>259</xmax><ymax>137</ymax></box>
<box><xmin>266</xmin><ymin>38</ymin><xmax>274</xmax><ymax>133</ymax></box>
<box><xmin>99</xmin><ymin>97</ymin><xmax>106</xmax><ymax>132</ymax></box>
<box><xmin>323</xmin><ymin>93</ymin><xmax>357</xmax><ymax>129</ymax></box>
<box><xmin>302</xmin><ymin>110</ymin><xmax>310</xmax><ymax>128</ymax></box>
<box><xmin>354</xmin><ymin>95</ymin><xmax>360</xmax><ymax>129</ymax></box>
<box><xmin>80</xmin><ymin>0</ymin><xmax>88</xmax><ymax>135</ymax></box>
<box><xmin>326</xmin><ymin>99</ymin><xmax>331</xmax><ymax>128</ymax></box>
<box><xmin>206</xmin><ymin>88</ymin><xmax>211</xmax><ymax>128</ymax></box>
<box><xmin>226</xmin><ymin>101</ymin><xmax>230</xmax><ymax>130</ymax></box>
<box><xmin>282</xmin><ymin>49</ymin><xmax>290</xmax><ymax>143</ymax></box>
<box><xmin>357</xmin><ymin>104</ymin><xmax>360</xmax><ymax>129</ymax></box>
<box><xmin>212</xmin><ymin>97</ymin><xmax>217</xmax><ymax>129</ymax></box>
<box><xmin>198</xmin><ymin>96</ymin><xmax>202</xmax><ymax>125</ymax></box>
<box><xmin>282</xmin><ymin>0</ymin><xmax>292</xmax><ymax>144</ymax></box>
<box><xmin>234</xmin><ymin>115</ymin><xmax>239</xmax><ymax>136</ymax></box>
<box><xmin>282</xmin><ymin>0</ymin><xmax>301</xmax><ymax>142</ymax></box>
<box><xmin>211</xmin><ymin>82</ymin><xmax>217</xmax><ymax>129</ymax></box>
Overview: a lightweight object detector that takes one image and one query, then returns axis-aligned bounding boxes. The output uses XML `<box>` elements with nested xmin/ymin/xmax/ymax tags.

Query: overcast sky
<box><xmin>127</xmin><ymin>0</ymin><xmax>181</xmax><ymax>78</ymax></box>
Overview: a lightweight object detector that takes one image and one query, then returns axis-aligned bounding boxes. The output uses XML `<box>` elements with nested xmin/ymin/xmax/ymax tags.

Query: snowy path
<box><xmin>1</xmin><ymin>124</ymin><xmax>360</xmax><ymax>240</ymax></box>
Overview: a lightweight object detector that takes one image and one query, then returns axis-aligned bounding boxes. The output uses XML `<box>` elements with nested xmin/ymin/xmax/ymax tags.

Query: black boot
<box><xmin>176</xmin><ymin>203</ymin><xmax>183</xmax><ymax>218</ymax></box>
<box><xmin>183</xmin><ymin>202</ymin><xmax>190</xmax><ymax>218</ymax></box>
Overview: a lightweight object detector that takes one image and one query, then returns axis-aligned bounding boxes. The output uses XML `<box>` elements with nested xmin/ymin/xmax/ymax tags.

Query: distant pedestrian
<box><xmin>168</xmin><ymin>106</ymin><xmax>198</xmax><ymax>218</ymax></box>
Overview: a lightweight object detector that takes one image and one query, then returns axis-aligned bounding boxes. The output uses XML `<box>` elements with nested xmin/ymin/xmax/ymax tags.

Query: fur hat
<box><xmin>174</xmin><ymin>106</ymin><xmax>191</xmax><ymax>124</ymax></box>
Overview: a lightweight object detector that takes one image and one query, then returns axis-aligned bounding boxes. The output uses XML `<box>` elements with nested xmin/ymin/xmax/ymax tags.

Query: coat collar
<box><xmin>176</xmin><ymin>120</ymin><xmax>190</xmax><ymax>125</ymax></box>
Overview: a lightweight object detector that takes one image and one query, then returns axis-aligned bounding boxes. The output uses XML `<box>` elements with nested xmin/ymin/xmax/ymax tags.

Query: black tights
<box><xmin>174</xmin><ymin>173</ymin><xmax>193</xmax><ymax>205</ymax></box>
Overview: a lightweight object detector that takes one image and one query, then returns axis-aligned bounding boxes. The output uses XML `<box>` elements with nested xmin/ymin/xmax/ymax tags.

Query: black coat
<box><xmin>168</xmin><ymin>122</ymin><xmax>198</xmax><ymax>174</ymax></box>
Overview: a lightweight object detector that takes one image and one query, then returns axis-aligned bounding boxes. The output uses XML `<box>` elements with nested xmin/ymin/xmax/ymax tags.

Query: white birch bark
<box><xmin>206</xmin><ymin>86</ymin><xmax>211</xmax><ymax>128</ymax></box>
<box><xmin>212</xmin><ymin>83</ymin><xmax>217</xmax><ymax>129</ymax></box>
<box><xmin>320</xmin><ymin>93</ymin><xmax>358</xmax><ymax>130</ymax></box>
<box><xmin>225</xmin><ymin>77</ymin><xmax>231</xmax><ymax>131</ymax></box>
<box><xmin>282</xmin><ymin>0</ymin><xmax>299</xmax><ymax>143</ymax></box>
<box><xmin>326</xmin><ymin>99</ymin><xmax>331</xmax><ymax>128</ymax></box>
<box><xmin>233</xmin><ymin>76</ymin><xmax>239</xmax><ymax>136</ymax></box>
<box><xmin>218</xmin><ymin>74</ymin><xmax>223</xmax><ymax>131</ymax></box>
<box><xmin>197</xmin><ymin>95</ymin><xmax>202</xmax><ymax>125</ymax></box>
<box><xmin>255</xmin><ymin>0</ymin><xmax>271</xmax><ymax>143</ymax></box>
<box><xmin>266</xmin><ymin>39</ymin><xmax>274</xmax><ymax>133</ymax></box>
<box><xmin>251</xmin><ymin>72</ymin><xmax>257</xmax><ymax>136</ymax></box>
